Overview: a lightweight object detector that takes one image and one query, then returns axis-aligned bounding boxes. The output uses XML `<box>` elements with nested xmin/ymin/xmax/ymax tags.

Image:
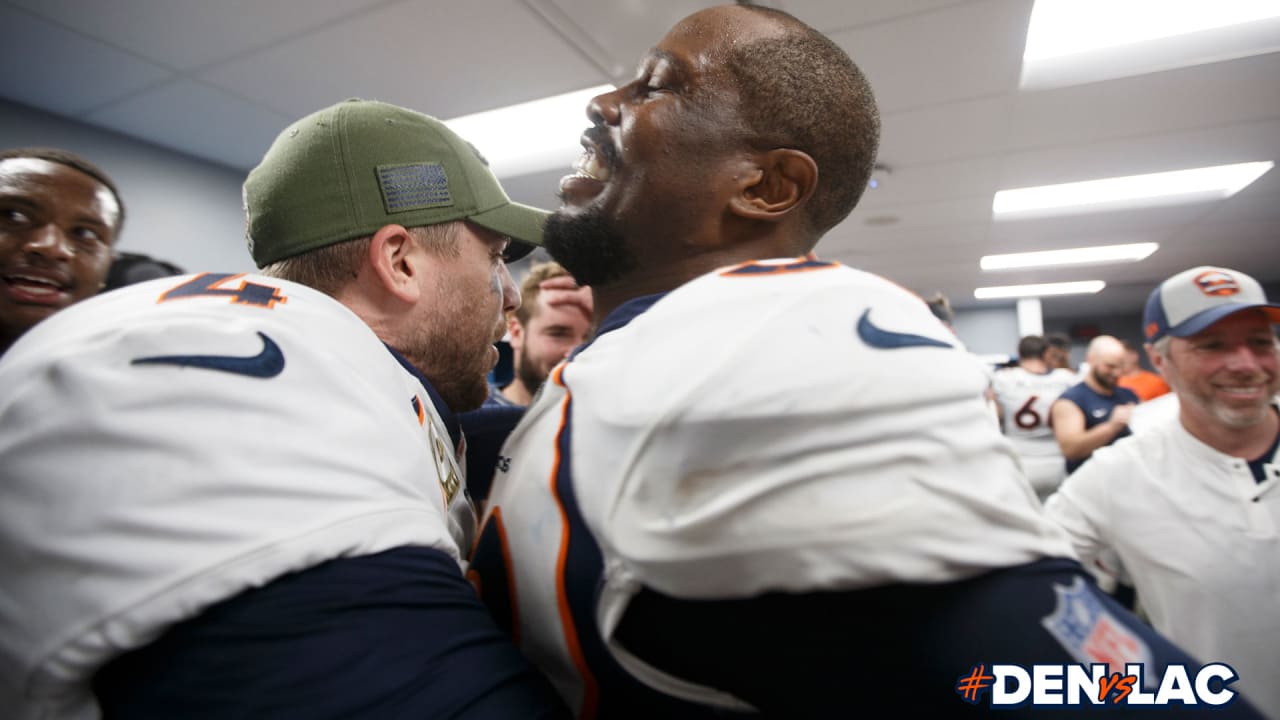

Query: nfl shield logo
<box><xmin>1041</xmin><ymin>577</ymin><xmax>1154</xmax><ymax>686</ymax></box>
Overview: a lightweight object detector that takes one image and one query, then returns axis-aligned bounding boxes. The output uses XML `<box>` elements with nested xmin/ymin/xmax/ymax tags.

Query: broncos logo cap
<box><xmin>1143</xmin><ymin>266</ymin><xmax>1280</xmax><ymax>342</ymax></box>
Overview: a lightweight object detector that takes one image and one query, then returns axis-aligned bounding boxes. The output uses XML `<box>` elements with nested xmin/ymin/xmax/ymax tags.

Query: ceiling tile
<box><xmin>10</xmin><ymin>0</ymin><xmax>390</xmax><ymax>71</ymax></box>
<box><xmin>526</xmin><ymin>0</ymin><xmax>711</xmax><ymax>82</ymax></box>
<box><xmin>880</xmin><ymin>96</ymin><xmax>1014</xmax><ymax>167</ymax></box>
<box><xmin>1010</xmin><ymin>52</ymin><xmax>1280</xmax><ymax>151</ymax></box>
<box><xmin>0</xmin><ymin>5</ymin><xmax>170</xmax><ymax>116</ymax></box>
<box><xmin>828</xmin><ymin>0</ymin><xmax>1033</xmax><ymax>113</ymax></box>
<box><xmin>780</xmin><ymin>0</ymin><xmax>977</xmax><ymax>34</ymax></box>
<box><xmin>86</xmin><ymin>80</ymin><xmax>293</xmax><ymax>170</ymax></box>
<box><xmin>995</xmin><ymin>119</ymin><xmax>1280</xmax><ymax>189</ymax></box>
<box><xmin>199</xmin><ymin>0</ymin><xmax>607</xmax><ymax>121</ymax></box>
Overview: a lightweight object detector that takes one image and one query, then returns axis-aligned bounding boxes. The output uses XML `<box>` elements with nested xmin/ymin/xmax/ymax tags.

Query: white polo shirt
<box><xmin>1044</xmin><ymin>404</ymin><xmax>1280</xmax><ymax>717</ymax></box>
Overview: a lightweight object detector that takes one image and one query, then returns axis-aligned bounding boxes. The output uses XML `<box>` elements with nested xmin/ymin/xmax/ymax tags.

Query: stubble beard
<box><xmin>399</xmin><ymin>286</ymin><xmax>495</xmax><ymax>413</ymax></box>
<box><xmin>514</xmin><ymin>342</ymin><xmax>550</xmax><ymax>399</ymax></box>
<box><xmin>1165</xmin><ymin>352</ymin><xmax>1279</xmax><ymax>430</ymax></box>
<box><xmin>1091</xmin><ymin>367</ymin><xmax>1116</xmax><ymax>392</ymax></box>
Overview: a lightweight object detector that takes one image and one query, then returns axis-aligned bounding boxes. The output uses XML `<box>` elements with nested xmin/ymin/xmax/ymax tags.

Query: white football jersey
<box><xmin>475</xmin><ymin>258</ymin><xmax>1075</xmax><ymax>715</ymax></box>
<box><xmin>0</xmin><ymin>273</ymin><xmax>474</xmax><ymax>719</ymax></box>
<box><xmin>990</xmin><ymin>365</ymin><xmax>1076</xmax><ymax>497</ymax></box>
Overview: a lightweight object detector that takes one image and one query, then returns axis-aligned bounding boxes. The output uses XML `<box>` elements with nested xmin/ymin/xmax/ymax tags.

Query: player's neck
<box><xmin>1020</xmin><ymin>358</ymin><xmax>1049</xmax><ymax>373</ymax></box>
<box><xmin>593</xmin><ymin>244</ymin><xmax>802</xmax><ymax>323</ymax></box>
<box><xmin>0</xmin><ymin>331</ymin><xmax>18</xmax><ymax>358</ymax></box>
<box><xmin>501</xmin><ymin>379</ymin><xmax>533</xmax><ymax>406</ymax></box>
<box><xmin>591</xmin><ymin>263</ymin><xmax>709</xmax><ymax>325</ymax></box>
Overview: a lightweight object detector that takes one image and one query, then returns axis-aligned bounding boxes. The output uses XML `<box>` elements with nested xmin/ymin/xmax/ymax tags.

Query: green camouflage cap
<box><xmin>244</xmin><ymin>99</ymin><xmax>546</xmax><ymax>267</ymax></box>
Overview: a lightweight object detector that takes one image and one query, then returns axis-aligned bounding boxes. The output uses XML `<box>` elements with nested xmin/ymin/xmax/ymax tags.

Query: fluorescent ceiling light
<box><xmin>993</xmin><ymin>162</ymin><xmax>1273</xmax><ymax>219</ymax></box>
<box><xmin>975</xmin><ymin>281</ymin><xmax>1106</xmax><ymax>299</ymax></box>
<box><xmin>444</xmin><ymin>84</ymin><xmax>613</xmax><ymax>179</ymax></box>
<box><xmin>1022</xmin><ymin>0</ymin><xmax>1280</xmax><ymax>89</ymax></box>
<box><xmin>981</xmin><ymin>242</ymin><xmax>1158</xmax><ymax>271</ymax></box>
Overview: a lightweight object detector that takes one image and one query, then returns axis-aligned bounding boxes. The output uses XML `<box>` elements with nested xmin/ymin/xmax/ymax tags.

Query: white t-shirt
<box><xmin>0</xmin><ymin>273</ymin><xmax>473</xmax><ymax>719</ymax></box>
<box><xmin>479</xmin><ymin>259</ymin><xmax>1075</xmax><ymax>714</ymax></box>
<box><xmin>1044</xmin><ymin>405</ymin><xmax>1280</xmax><ymax>717</ymax></box>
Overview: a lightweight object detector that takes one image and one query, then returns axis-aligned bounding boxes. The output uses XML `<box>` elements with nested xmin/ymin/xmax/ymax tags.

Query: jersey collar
<box><xmin>571</xmin><ymin>292</ymin><xmax>667</xmax><ymax>361</ymax></box>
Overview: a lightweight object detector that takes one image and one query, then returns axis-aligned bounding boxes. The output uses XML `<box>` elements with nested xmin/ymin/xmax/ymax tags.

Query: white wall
<box><xmin>0</xmin><ymin>99</ymin><xmax>253</xmax><ymax>273</ymax></box>
<box><xmin>952</xmin><ymin>306</ymin><xmax>1019</xmax><ymax>360</ymax></box>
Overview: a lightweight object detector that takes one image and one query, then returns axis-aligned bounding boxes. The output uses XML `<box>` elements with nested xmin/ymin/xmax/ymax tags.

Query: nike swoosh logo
<box><xmin>857</xmin><ymin>309</ymin><xmax>954</xmax><ymax>350</ymax></box>
<box><xmin>132</xmin><ymin>331</ymin><xmax>285</xmax><ymax>378</ymax></box>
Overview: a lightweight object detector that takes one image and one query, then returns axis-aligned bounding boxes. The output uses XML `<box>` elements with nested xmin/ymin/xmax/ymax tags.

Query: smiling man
<box><xmin>499</xmin><ymin>261</ymin><xmax>592</xmax><ymax>407</ymax></box>
<box><xmin>465</xmin><ymin>6</ymin><xmax>1249</xmax><ymax>718</ymax></box>
<box><xmin>1046</xmin><ymin>266</ymin><xmax>1280</xmax><ymax>717</ymax></box>
<box><xmin>0</xmin><ymin>147</ymin><xmax>123</xmax><ymax>356</ymax></box>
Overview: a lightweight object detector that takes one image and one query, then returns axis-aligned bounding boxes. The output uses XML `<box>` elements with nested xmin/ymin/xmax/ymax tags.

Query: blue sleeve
<box><xmin>93</xmin><ymin>546</ymin><xmax>570</xmax><ymax>720</ymax></box>
<box><xmin>459</xmin><ymin>404</ymin><xmax>526</xmax><ymax>506</ymax></box>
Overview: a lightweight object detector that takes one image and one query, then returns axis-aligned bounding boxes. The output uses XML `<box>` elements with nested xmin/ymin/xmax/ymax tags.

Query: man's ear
<box><xmin>728</xmin><ymin>148</ymin><xmax>818</xmax><ymax>222</ymax></box>
<box><xmin>367</xmin><ymin>224</ymin><xmax>421</xmax><ymax>303</ymax></box>
<box><xmin>1146</xmin><ymin>343</ymin><xmax>1169</xmax><ymax>379</ymax></box>
<box><xmin>507</xmin><ymin>314</ymin><xmax>524</xmax><ymax>350</ymax></box>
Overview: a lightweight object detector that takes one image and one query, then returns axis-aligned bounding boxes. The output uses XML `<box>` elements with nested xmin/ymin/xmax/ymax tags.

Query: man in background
<box><xmin>991</xmin><ymin>335</ymin><xmax>1077</xmax><ymax>499</ymax></box>
<box><xmin>1117</xmin><ymin>338</ymin><xmax>1170</xmax><ymax>401</ymax></box>
<box><xmin>0</xmin><ymin>147</ymin><xmax>123</xmax><ymax>356</ymax></box>
<box><xmin>490</xmin><ymin>261</ymin><xmax>592</xmax><ymax>407</ymax></box>
<box><xmin>1051</xmin><ymin>334</ymin><xmax>1138</xmax><ymax>474</ymax></box>
<box><xmin>0</xmin><ymin>100</ymin><xmax>567</xmax><ymax>719</ymax></box>
<box><xmin>1046</xmin><ymin>265</ymin><xmax>1280</xmax><ymax>717</ymax></box>
<box><xmin>1044</xmin><ymin>331</ymin><xmax>1073</xmax><ymax>372</ymax></box>
<box><xmin>461</xmin><ymin>261</ymin><xmax>591</xmax><ymax>504</ymax></box>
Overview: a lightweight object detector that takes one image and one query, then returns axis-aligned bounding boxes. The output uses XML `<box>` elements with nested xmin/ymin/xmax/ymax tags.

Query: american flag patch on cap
<box><xmin>377</xmin><ymin>162</ymin><xmax>453</xmax><ymax>213</ymax></box>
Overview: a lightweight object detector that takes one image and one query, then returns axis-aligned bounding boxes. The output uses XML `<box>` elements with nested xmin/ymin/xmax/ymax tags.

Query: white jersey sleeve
<box><xmin>0</xmin><ymin>273</ymin><xmax>472</xmax><ymax>718</ymax></box>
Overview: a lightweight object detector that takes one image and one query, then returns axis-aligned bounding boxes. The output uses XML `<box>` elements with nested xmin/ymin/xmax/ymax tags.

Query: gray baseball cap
<box><xmin>1143</xmin><ymin>266</ymin><xmax>1280</xmax><ymax>342</ymax></box>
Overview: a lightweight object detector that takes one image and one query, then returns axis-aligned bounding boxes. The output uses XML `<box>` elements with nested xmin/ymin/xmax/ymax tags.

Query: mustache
<box><xmin>583</xmin><ymin>124</ymin><xmax>619</xmax><ymax>170</ymax></box>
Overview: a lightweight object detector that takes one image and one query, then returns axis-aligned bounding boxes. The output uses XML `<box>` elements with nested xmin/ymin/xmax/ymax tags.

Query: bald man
<box><xmin>1051</xmin><ymin>335</ymin><xmax>1139</xmax><ymax>474</ymax></box>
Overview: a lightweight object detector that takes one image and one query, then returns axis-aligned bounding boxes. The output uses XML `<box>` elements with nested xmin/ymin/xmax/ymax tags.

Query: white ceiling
<box><xmin>2</xmin><ymin>0</ymin><xmax>1278</xmax><ymax>318</ymax></box>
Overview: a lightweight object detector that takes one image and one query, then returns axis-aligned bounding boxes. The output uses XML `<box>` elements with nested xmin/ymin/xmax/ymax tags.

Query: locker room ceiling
<box><xmin>2</xmin><ymin>0</ymin><xmax>1278</xmax><ymax>319</ymax></box>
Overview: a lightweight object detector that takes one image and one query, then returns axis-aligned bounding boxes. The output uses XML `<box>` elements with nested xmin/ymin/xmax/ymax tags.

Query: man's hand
<box><xmin>1110</xmin><ymin>403</ymin><xmax>1135</xmax><ymax>429</ymax></box>
<box><xmin>539</xmin><ymin>276</ymin><xmax>593</xmax><ymax>326</ymax></box>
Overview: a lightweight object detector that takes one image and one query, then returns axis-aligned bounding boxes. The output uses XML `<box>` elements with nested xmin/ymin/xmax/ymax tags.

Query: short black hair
<box><xmin>726</xmin><ymin>7</ymin><xmax>880</xmax><ymax>238</ymax></box>
<box><xmin>103</xmin><ymin>252</ymin><xmax>184</xmax><ymax>292</ymax></box>
<box><xmin>0</xmin><ymin>147</ymin><xmax>126</xmax><ymax>232</ymax></box>
<box><xmin>1044</xmin><ymin>332</ymin><xmax>1070</xmax><ymax>351</ymax></box>
<box><xmin>925</xmin><ymin>293</ymin><xmax>954</xmax><ymax>326</ymax></box>
<box><xmin>1018</xmin><ymin>335</ymin><xmax>1047</xmax><ymax>360</ymax></box>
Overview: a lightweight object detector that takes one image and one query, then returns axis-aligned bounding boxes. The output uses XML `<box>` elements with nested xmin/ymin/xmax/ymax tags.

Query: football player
<box><xmin>469</xmin><ymin>6</ymin><xmax>1262</xmax><ymax>718</ymax></box>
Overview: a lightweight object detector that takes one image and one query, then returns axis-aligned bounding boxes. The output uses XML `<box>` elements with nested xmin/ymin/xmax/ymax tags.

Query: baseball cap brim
<box><xmin>1166</xmin><ymin>303</ymin><xmax>1280</xmax><ymax>339</ymax></box>
<box><xmin>468</xmin><ymin>200</ymin><xmax>548</xmax><ymax>262</ymax></box>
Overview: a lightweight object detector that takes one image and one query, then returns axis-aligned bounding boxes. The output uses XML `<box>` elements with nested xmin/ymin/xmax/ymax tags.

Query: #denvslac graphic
<box><xmin>955</xmin><ymin>579</ymin><xmax>1241</xmax><ymax>708</ymax></box>
<box><xmin>955</xmin><ymin>661</ymin><xmax>1240</xmax><ymax>708</ymax></box>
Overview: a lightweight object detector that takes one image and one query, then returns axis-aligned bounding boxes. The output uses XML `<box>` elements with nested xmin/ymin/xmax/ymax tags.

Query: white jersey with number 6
<box><xmin>991</xmin><ymin>365</ymin><xmax>1076</xmax><ymax>497</ymax></box>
